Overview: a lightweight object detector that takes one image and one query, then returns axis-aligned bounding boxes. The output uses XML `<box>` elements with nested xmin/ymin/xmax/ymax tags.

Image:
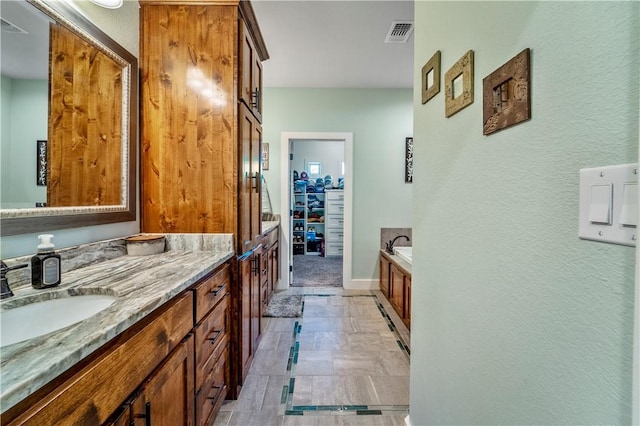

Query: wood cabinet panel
<box><xmin>403</xmin><ymin>277</ymin><xmax>411</xmax><ymax>329</ymax></box>
<box><xmin>390</xmin><ymin>264</ymin><xmax>404</xmax><ymax>317</ymax></box>
<box><xmin>140</xmin><ymin>4</ymin><xmax>238</xmax><ymax>234</ymax></box>
<box><xmin>238</xmin><ymin>255</ymin><xmax>253</xmax><ymax>382</ymax></box>
<box><xmin>193</xmin><ymin>264</ymin><xmax>230</xmax><ymax>324</ymax></box>
<box><xmin>380</xmin><ymin>256</ymin><xmax>390</xmax><ymax>298</ymax></box>
<box><xmin>194</xmin><ymin>295</ymin><xmax>229</xmax><ymax>389</ymax></box>
<box><xmin>130</xmin><ymin>334</ymin><xmax>195</xmax><ymax>426</ymax></box>
<box><xmin>195</xmin><ymin>343</ymin><xmax>229</xmax><ymax>426</ymax></box>
<box><xmin>239</xmin><ymin>21</ymin><xmax>263</xmax><ymax>122</ymax></box>
<box><xmin>5</xmin><ymin>293</ymin><xmax>193</xmax><ymax>426</ymax></box>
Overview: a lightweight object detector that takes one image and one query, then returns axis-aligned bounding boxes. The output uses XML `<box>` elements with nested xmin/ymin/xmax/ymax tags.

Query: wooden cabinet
<box><xmin>139</xmin><ymin>1</ymin><xmax>268</xmax><ymax>256</ymax></box>
<box><xmin>390</xmin><ymin>264</ymin><xmax>405</xmax><ymax>316</ymax></box>
<box><xmin>239</xmin><ymin>104</ymin><xmax>263</xmax><ymax>252</ymax></box>
<box><xmin>3</xmin><ymin>263</ymin><xmax>233</xmax><ymax>426</ymax></box>
<box><xmin>237</xmin><ymin>250</ymin><xmax>261</xmax><ymax>383</ymax></box>
<box><xmin>379</xmin><ymin>251</ymin><xmax>411</xmax><ymax>330</ymax></box>
<box><xmin>129</xmin><ymin>335</ymin><xmax>195</xmax><ymax>426</ymax></box>
<box><xmin>239</xmin><ymin>21</ymin><xmax>263</xmax><ymax>122</ymax></box>
<box><xmin>268</xmin><ymin>241</ymin><xmax>279</xmax><ymax>295</ymax></box>
<box><xmin>380</xmin><ymin>256</ymin><xmax>390</xmax><ymax>298</ymax></box>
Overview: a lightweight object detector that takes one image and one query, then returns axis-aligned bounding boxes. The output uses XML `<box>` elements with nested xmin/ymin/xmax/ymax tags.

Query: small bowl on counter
<box><xmin>125</xmin><ymin>235</ymin><xmax>165</xmax><ymax>256</ymax></box>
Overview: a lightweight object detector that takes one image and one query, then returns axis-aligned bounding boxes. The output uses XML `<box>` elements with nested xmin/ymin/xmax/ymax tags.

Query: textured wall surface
<box><xmin>411</xmin><ymin>2</ymin><xmax>638</xmax><ymax>424</ymax></box>
<box><xmin>262</xmin><ymin>88</ymin><xmax>413</xmax><ymax>280</ymax></box>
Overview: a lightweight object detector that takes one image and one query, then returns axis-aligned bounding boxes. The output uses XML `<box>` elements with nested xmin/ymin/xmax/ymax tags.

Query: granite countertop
<box><xmin>262</xmin><ymin>220</ymin><xmax>279</xmax><ymax>235</ymax></box>
<box><xmin>380</xmin><ymin>249</ymin><xmax>412</xmax><ymax>276</ymax></box>
<box><xmin>0</xmin><ymin>234</ymin><xmax>235</xmax><ymax>413</ymax></box>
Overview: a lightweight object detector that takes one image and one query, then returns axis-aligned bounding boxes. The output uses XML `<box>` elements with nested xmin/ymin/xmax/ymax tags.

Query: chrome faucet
<box><xmin>1</xmin><ymin>261</ymin><xmax>28</xmax><ymax>299</ymax></box>
<box><xmin>385</xmin><ymin>235</ymin><xmax>410</xmax><ymax>254</ymax></box>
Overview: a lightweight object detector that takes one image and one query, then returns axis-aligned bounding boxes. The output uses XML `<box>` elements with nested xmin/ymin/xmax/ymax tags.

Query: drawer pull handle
<box><xmin>207</xmin><ymin>384</ymin><xmax>223</xmax><ymax>404</ymax></box>
<box><xmin>133</xmin><ymin>402</ymin><xmax>151</xmax><ymax>426</ymax></box>
<box><xmin>209</xmin><ymin>283</ymin><xmax>227</xmax><ymax>296</ymax></box>
<box><xmin>207</xmin><ymin>329</ymin><xmax>224</xmax><ymax>345</ymax></box>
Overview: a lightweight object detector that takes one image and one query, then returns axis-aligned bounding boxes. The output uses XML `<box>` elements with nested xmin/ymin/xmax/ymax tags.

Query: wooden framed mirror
<box><xmin>0</xmin><ymin>0</ymin><xmax>137</xmax><ymax>236</ymax></box>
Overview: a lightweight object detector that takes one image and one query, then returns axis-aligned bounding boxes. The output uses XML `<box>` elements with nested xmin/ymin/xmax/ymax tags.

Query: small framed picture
<box><xmin>262</xmin><ymin>142</ymin><xmax>269</xmax><ymax>170</ymax></box>
<box><xmin>36</xmin><ymin>140</ymin><xmax>47</xmax><ymax>186</ymax></box>
<box><xmin>445</xmin><ymin>50</ymin><xmax>474</xmax><ymax>117</ymax></box>
<box><xmin>405</xmin><ymin>137</ymin><xmax>413</xmax><ymax>183</ymax></box>
<box><xmin>421</xmin><ymin>50</ymin><xmax>441</xmax><ymax>104</ymax></box>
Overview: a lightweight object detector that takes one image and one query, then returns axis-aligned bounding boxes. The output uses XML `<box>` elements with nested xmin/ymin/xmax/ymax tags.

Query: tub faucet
<box><xmin>385</xmin><ymin>235</ymin><xmax>410</xmax><ymax>254</ymax></box>
<box><xmin>1</xmin><ymin>261</ymin><xmax>28</xmax><ymax>299</ymax></box>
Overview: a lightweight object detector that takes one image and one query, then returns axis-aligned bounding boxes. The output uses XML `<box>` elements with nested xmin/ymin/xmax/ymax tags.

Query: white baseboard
<box><xmin>345</xmin><ymin>279</ymin><xmax>377</xmax><ymax>290</ymax></box>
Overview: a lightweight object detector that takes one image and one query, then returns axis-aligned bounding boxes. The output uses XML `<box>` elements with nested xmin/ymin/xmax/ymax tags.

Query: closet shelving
<box><xmin>292</xmin><ymin>188</ymin><xmax>325</xmax><ymax>255</ymax></box>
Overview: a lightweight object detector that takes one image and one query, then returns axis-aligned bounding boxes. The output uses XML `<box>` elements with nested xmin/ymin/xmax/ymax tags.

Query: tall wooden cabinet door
<box><xmin>238</xmin><ymin>255</ymin><xmax>252</xmax><ymax>382</ymax></box>
<box><xmin>251</xmin><ymin>251</ymin><xmax>262</xmax><ymax>354</ymax></box>
<box><xmin>239</xmin><ymin>107</ymin><xmax>254</xmax><ymax>253</ymax></box>
<box><xmin>239</xmin><ymin>105</ymin><xmax>262</xmax><ymax>252</ymax></box>
<box><xmin>239</xmin><ymin>22</ymin><xmax>262</xmax><ymax>122</ymax></box>
<box><xmin>130</xmin><ymin>335</ymin><xmax>195</xmax><ymax>426</ymax></box>
<box><xmin>251</xmin><ymin>121</ymin><xmax>262</xmax><ymax>246</ymax></box>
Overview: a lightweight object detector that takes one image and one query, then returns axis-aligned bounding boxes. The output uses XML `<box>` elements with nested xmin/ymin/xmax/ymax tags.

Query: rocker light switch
<box><xmin>579</xmin><ymin>163</ymin><xmax>638</xmax><ymax>247</ymax></box>
<box><xmin>619</xmin><ymin>182</ymin><xmax>638</xmax><ymax>227</ymax></box>
<box><xmin>588</xmin><ymin>184</ymin><xmax>612</xmax><ymax>224</ymax></box>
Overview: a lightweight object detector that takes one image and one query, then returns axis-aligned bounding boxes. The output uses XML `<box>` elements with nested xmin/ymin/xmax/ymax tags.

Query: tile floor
<box><xmin>215</xmin><ymin>287</ymin><xmax>410</xmax><ymax>426</ymax></box>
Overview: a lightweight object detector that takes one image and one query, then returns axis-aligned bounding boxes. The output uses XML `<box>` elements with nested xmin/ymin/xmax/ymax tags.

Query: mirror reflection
<box><xmin>0</xmin><ymin>0</ymin><xmax>137</xmax><ymax>236</ymax></box>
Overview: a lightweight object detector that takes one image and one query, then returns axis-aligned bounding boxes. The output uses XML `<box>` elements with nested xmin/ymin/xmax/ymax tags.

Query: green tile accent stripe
<box><xmin>289</xmin><ymin>378</ymin><xmax>295</xmax><ymax>393</ymax></box>
<box><xmin>343</xmin><ymin>405</ymin><xmax>368</xmax><ymax>411</ymax></box>
<box><xmin>356</xmin><ymin>410</ymin><xmax>383</xmax><ymax>415</ymax></box>
<box><xmin>285</xmin><ymin>410</ymin><xmax>304</xmax><ymax>416</ymax></box>
<box><xmin>281</xmin><ymin>386</ymin><xmax>289</xmax><ymax>403</ymax></box>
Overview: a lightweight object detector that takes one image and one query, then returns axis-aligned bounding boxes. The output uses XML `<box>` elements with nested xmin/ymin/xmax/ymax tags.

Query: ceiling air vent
<box><xmin>385</xmin><ymin>20</ymin><xmax>413</xmax><ymax>43</ymax></box>
<box><xmin>1</xmin><ymin>18</ymin><xmax>28</xmax><ymax>34</ymax></box>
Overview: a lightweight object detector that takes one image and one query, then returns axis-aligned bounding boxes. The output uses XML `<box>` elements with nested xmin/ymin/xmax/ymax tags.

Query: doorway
<box><xmin>279</xmin><ymin>132</ymin><xmax>353</xmax><ymax>289</ymax></box>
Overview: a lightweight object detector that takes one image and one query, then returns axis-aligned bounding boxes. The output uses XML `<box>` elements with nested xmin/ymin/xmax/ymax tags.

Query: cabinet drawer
<box><xmin>326</xmin><ymin>215</ymin><xmax>344</xmax><ymax>229</ymax></box>
<box><xmin>262</xmin><ymin>227</ymin><xmax>278</xmax><ymax>248</ymax></box>
<box><xmin>196</xmin><ymin>345</ymin><xmax>229</xmax><ymax>426</ymax></box>
<box><xmin>326</xmin><ymin>191</ymin><xmax>344</xmax><ymax>201</ymax></box>
<box><xmin>193</xmin><ymin>264</ymin><xmax>230</xmax><ymax>324</ymax></box>
<box><xmin>326</xmin><ymin>229</ymin><xmax>343</xmax><ymax>243</ymax></box>
<box><xmin>327</xmin><ymin>202</ymin><xmax>344</xmax><ymax>215</ymax></box>
<box><xmin>326</xmin><ymin>243</ymin><xmax>343</xmax><ymax>256</ymax></box>
<box><xmin>194</xmin><ymin>295</ymin><xmax>229</xmax><ymax>389</ymax></box>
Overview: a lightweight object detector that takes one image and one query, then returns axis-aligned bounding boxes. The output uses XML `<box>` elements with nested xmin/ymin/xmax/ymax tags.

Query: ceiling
<box><xmin>1</xmin><ymin>0</ymin><xmax>414</xmax><ymax>87</ymax></box>
<box><xmin>251</xmin><ymin>0</ymin><xmax>415</xmax><ymax>88</ymax></box>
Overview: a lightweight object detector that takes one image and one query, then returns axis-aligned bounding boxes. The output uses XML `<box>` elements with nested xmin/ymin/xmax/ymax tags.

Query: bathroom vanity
<box><xmin>380</xmin><ymin>249</ymin><xmax>412</xmax><ymax>329</ymax></box>
<box><xmin>0</xmin><ymin>235</ymin><xmax>235</xmax><ymax>425</ymax></box>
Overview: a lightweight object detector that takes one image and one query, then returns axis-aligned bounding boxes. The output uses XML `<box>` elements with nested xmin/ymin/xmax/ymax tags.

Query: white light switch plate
<box><xmin>579</xmin><ymin>163</ymin><xmax>638</xmax><ymax>247</ymax></box>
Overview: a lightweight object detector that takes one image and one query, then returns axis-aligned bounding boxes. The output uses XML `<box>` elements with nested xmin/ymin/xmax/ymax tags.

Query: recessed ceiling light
<box><xmin>89</xmin><ymin>0</ymin><xmax>123</xmax><ymax>9</ymax></box>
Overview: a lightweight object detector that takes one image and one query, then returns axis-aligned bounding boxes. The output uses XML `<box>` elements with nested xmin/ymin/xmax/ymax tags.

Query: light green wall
<box><xmin>411</xmin><ymin>2</ymin><xmax>638</xmax><ymax>424</ymax></box>
<box><xmin>263</xmin><ymin>88</ymin><xmax>413</xmax><ymax>280</ymax></box>
<box><xmin>0</xmin><ymin>77</ymin><xmax>48</xmax><ymax>208</ymax></box>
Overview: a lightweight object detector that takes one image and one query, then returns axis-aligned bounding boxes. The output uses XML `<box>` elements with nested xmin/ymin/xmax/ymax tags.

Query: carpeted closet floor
<box><xmin>292</xmin><ymin>255</ymin><xmax>343</xmax><ymax>287</ymax></box>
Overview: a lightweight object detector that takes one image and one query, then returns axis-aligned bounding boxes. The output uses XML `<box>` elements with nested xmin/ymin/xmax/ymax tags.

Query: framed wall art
<box><xmin>421</xmin><ymin>50</ymin><xmax>441</xmax><ymax>104</ymax></box>
<box><xmin>36</xmin><ymin>140</ymin><xmax>47</xmax><ymax>186</ymax></box>
<box><xmin>405</xmin><ymin>137</ymin><xmax>413</xmax><ymax>183</ymax></box>
<box><xmin>483</xmin><ymin>48</ymin><xmax>531</xmax><ymax>135</ymax></box>
<box><xmin>444</xmin><ymin>50</ymin><xmax>474</xmax><ymax>118</ymax></box>
<box><xmin>262</xmin><ymin>142</ymin><xmax>269</xmax><ymax>170</ymax></box>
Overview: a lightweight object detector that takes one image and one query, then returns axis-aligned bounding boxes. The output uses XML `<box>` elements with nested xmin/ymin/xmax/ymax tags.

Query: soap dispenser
<box><xmin>31</xmin><ymin>234</ymin><xmax>61</xmax><ymax>289</ymax></box>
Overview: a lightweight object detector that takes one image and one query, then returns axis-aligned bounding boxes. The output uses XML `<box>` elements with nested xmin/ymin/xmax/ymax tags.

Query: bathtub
<box><xmin>393</xmin><ymin>246</ymin><xmax>412</xmax><ymax>265</ymax></box>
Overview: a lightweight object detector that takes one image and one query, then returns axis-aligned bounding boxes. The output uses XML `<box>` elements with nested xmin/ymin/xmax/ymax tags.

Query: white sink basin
<box><xmin>0</xmin><ymin>294</ymin><xmax>116</xmax><ymax>347</ymax></box>
<box><xmin>393</xmin><ymin>246</ymin><xmax>412</xmax><ymax>264</ymax></box>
